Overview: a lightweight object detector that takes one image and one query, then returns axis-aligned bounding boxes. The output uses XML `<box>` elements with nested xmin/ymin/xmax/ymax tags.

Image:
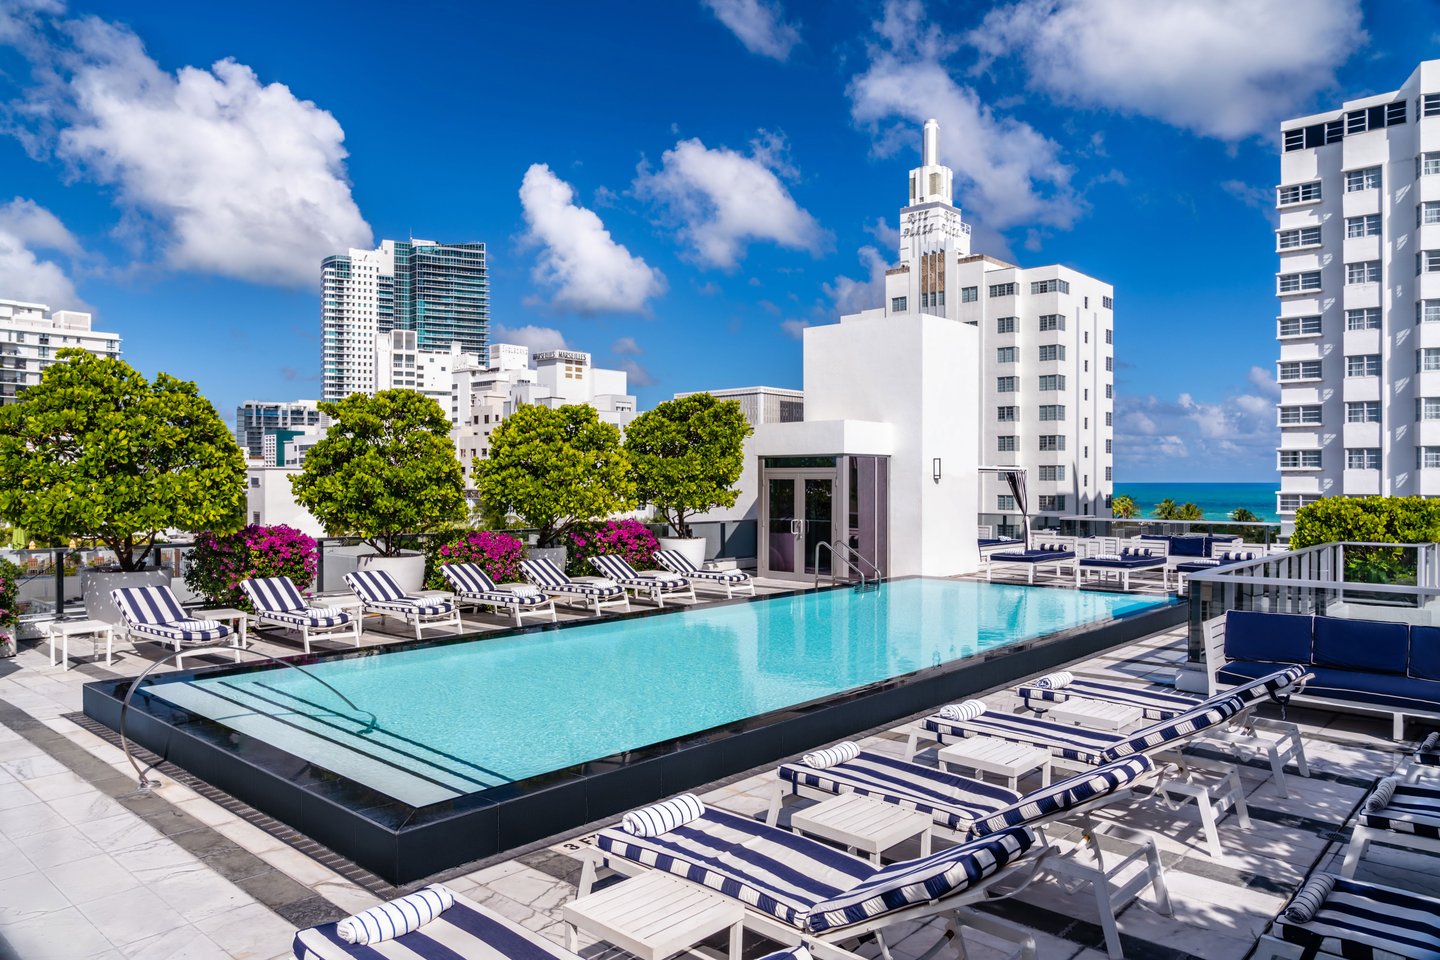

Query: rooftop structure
<box><xmin>673</xmin><ymin>385</ymin><xmax>804</xmax><ymax>426</ymax></box>
<box><xmin>234</xmin><ymin>399</ymin><xmax>322</xmax><ymax>459</ymax></box>
<box><xmin>0</xmin><ymin>298</ymin><xmax>121</xmax><ymax>405</ymax></box>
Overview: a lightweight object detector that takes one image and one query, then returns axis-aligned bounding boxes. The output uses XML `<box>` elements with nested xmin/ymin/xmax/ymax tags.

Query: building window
<box><xmin>1279</xmin><ymin>450</ymin><xmax>1322</xmax><ymax>469</ymax></box>
<box><xmin>1346</xmin><ymin>215</ymin><xmax>1381</xmax><ymax>238</ymax></box>
<box><xmin>1038</xmin><ymin>465</ymin><xmax>1066</xmax><ymax>481</ymax></box>
<box><xmin>996</xmin><ymin>346</ymin><xmax>1017</xmax><ymax>364</ymax></box>
<box><xmin>1419</xmin><ymin>251</ymin><xmax>1440</xmax><ymax>274</ymax></box>
<box><xmin>997</xmin><ymin>494</ymin><xmax>1015</xmax><ymax>511</ymax></box>
<box><xmin>1346</xmin><ymin>401</ymin><xmax>1381</xmax><ymax>423</ymax></box>
<box><xmin>1279</xmin><ymin>360</ymin><xmax>1322</xmax><ymax>381</ymax></box>
<box><xmin>1345</xmin><ymin>167</ymin><xmax>1381</xmax><ymax>192</ymax></box>
<box><xmin>1105</xmin><ymin>466</ymin><xmax>1112</xmax><ymax>481</ymax></box>
<box><xmin>1038</xmin><ymin>344</ymin><xmax>1065</xmax><ymax>362</ymax></box>
<box><xmin>1279</xmin><ymin>405</ymin><xmax>1322</xmax><ymax>425</ymax></box>
<box><xmin>248</xmin><ymin>476</ymin><xmax>260</xmax><ymax>488</ymax></box>
<box><xmin>1031</xmin><ymin>279</ymin><xmax>1070</xmax><ymax>295</ymax></box>
<box><xmin>1104</xmin><ymin>356</ymin><xmax>1113</xmax><ymax>371</ymax></box>
<box><xmin>891</xmin><ymin>296</ymin><xmax>907</xmax><ymax>312</ymax></box>
<box><xmin>989</xmin><ymin>282</ymin><xmax>1017</xmax><ymax>297</ymax></box>
<box><xmin>1038</xmin><ymin>314</ymin><xmax>1065</xmax><ymax>331</ymax></box>
<box><xmin>1038</xmin><ymin>495</ymin><xmax>1065</xmax><ymax>512</ymax></box>
<box><xmin>996</xmin><ymin>316</ymin><xmax>1016</xmax><ymax>334</ymax></box>
<box><xmin>1421</xmin><ymin>153</ymin><xmax>1440</xmax><ymax>177</ymax></box>
<box><xmin>1420</xmin><ymin>348</ymin><xmax>1440</xmax><ymax>372</ymax></box>
<box><xmin>1102</xmin><ymin>296</ymin><xmax>1113</xmax><ymax>309</ymax></box>
<box><xmin>1420</xmin><ymin>398</ymin><xmax>1440</xmax><ymax>420</ymax></box>
<box><xmin>1421</xmin><ymin>202</ymin><xmax>1440</xmax><ymax>227</ymax></box>
<box><xmin>1278</xmin><ymin>272</ymin><xmax>1322</xmax><ymax>293</ymax></box>
<box><xmin>1424</xmin><ymin>93</ymin><xmax>1440</xmax><ymax>118</ymax></box>
<box><xmin>1038</xmin><ymin>404</ymin><xmax>1066</xmax><ymax>421</ymax></box>
<box><xmin>1346</xmin><ymin>448</ymin><xmax>1381</xmax><ymax>470</ymax></box>
<box><xmin>1277</xmin><ymin>181</ymin><xmax>1322</xmax><ymax>205</ymax></box>
<box><xmin>1104</xmin><ymin>329</ymin><xmax>1113</xmax><ymax>345</ymax></box>
<box><xmin>1105</xmin><ymin>411</ymin><xmax>1112</xmax><ymax>426</ymax></box>
<box><xmin>1279</xmin><ymin>226</ymin><xmax>1322</xmax><ymax>248</ymax></box>
<box><xmin>961</xmin><ymin>286</ymin><xmax>978</xmax><ymax>303</ymax></box>
<box><xmin>1421</xmin><ymin>301</ymin><xmax>1440</xmax><ymax>324</ymax></box>
<box><xmin>997</xmin><ymin>435</ymin><xmax>1017</xmax><ymax>452</ymax></box>
<box><xmin>1280</xmin><ymin>315</ymin><xmax>1323</xmax><ymax>336</ymax></box>
<box><xmin>1423</xmin><ymin>447</ymin><xmax>1440</xmax><ymax>469</ymax></box>
<box><xmin>1039</xmin><ymin>435</ymin><xmax>1066</xmax><ymax>451</ymax></box>
<box><xmin>1345</xmin><ymin>308</ymin><xmax>1381</xmax><ymax>330</ymax></box>
<box><xmin>997</xmin><ymin>376</ymin><xmax>1018</xmax><ymax>392</ymax></box>
<box><xmin>1038</xmin><ymin>374</ymin><xmax>1065</xmax><ymax>391</ymax></box>
<box><xmin>1278</xmin><ymin>493</ymin><xmax>1319</xmax><ymax>513</ymax></box>
<box><xmin>997</xmin><ymin>406</ymin><xmax>1018</xmax><ymax>421</ymax></box>
<box><xmin>1347</xmin><ymin>354</ymin><xmax>1381</xmax><ymax>377</ymax></box>
<box><xmin>1346</xmin><ymin>261</ymin><xmax>1381</xmax><ymax>284</ymax></box>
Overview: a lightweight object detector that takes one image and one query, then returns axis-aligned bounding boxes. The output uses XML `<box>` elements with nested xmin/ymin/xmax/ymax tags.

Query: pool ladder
<box><xmin>814</xmin><ymin>540</ymin><xmax>883</xmax><ymax>591</ymax></box>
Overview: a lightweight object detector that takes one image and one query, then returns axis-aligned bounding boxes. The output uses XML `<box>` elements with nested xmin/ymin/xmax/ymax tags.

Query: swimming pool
<box><xmin>143</xmin><ymin>579</ymin><xmax>1167</xmax><ymax>807</ymax></box>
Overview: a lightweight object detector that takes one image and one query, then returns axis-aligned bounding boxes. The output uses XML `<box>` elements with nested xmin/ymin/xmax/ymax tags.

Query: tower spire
<box><xmin>923</xmin><ymin>118</ymin><xmax>938</xmax><ymax>166</ymax></box>
<box><xmin>907</xmin><ymin>119</ymin><xmax>953</xmax><ymax>207</ymax></box>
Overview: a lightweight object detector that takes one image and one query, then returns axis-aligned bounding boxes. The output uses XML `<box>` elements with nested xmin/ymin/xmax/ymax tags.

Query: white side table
<box><xmin>790</xmin><ymin>792</ymin><xmax>932</xmax><ymax>864</ymax></box>
<box><xmin>194</xmin><ymin>607</ymin><xmax>249</xmax><ymax>660</ymax></box>
<box><xmin>563</xmin><ymin>872</ymin><xmax>744</xmax><ymax>960</ymax></box>
<box><xmin>938</xmin><ymin>736</ymin><xmax>1052</xmax><ymax>789</ymax></box>
<box><xmin>46</xmin><ymin>619</ymin><xmax>115</xmax><ymax>670</ymax></box>
<box><xmin>1049</xmin><ymin>697</ymin><xmax>1143</xmax><ymax>731</ymax></box>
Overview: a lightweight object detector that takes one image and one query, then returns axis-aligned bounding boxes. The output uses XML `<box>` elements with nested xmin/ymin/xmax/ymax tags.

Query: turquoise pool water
<box><xmin>148</xmin><ymin>579</ymin><xmax>1167</xmax><ymax>805</ymax></box>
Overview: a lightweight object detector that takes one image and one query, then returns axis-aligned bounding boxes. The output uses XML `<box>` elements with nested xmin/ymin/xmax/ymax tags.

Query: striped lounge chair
<box><xmin>653</xmin><ymin>548</ymin><xmax>756</xmax><ymax>598</ymax></box>
<box><xmin>111</xmin><ymin>585</ymin><xmax>239</xmax><ymax>664</ymax></box>
<box><xmin>240</xmin><ymin>577</ymin><xmax>360</xmax><ymax>653</ymax></box>
<box><xmin>1402</xmin><ymin>731</ymin><xmax>1440</xmax><ymax>783</ymax></box>
<box><xmin>1076</xmin><ymin>541</ymin><xmax>1169</xmax><ymax>592</ymax></box>
<box><xmin>293</xmin><ymin>884</ymin><xmax>582</xmax><ymax>960</ymax></box>
<box><xmin>438</xmin><ymin>563</ymin><xmax>556</xmax><ymax>627</ymax></box>
<box><xmin>1340</xmin><ymin>776</ymin><xmax>1440</xmax><ymax>877</ymax></box>
<box><xmin>909</xmin><ymin>696</ymin><xmax>1251</xmax><ymax>858</ymax></box>
<box><xmin>768</xmin><ymin>749</ymin><xmax>1169</xmax><ymax>959</ymax></box>
<box><xmin>343</xmin><ymin>570</ymin><xmax>462</xmax><ymax>641</ymax></box>
<box><xmin>983</xmin><ymin>537</ymin><xmax>1077</xmax><ymax>584</ymax></box>
<box><xmin>588</xmin><ymin>554</ymin><xmax>695</xmax><ymax>607</ymax></box>
<box><xmin>1257</xmin><ymin>873</ymin><xmax>1440</xmax><ymax>960</ymax></box>
<box><xmin>581</xmin><ymin>798</ymin><xmax>1044</xmax><ymax>960</ymax></box>
<box><xmin>519</xmin><ymin>557</ymin><xmax>629</xmax><ymax>616</ymax></box>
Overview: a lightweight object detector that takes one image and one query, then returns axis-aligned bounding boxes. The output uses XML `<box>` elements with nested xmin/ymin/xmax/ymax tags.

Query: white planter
<box><xmin>658</xmin><ymin>537</ymin><xmax>707</xmax><ymax>568</ymax></box>
<box><xmin>526</xmin><ymin>545</ymin><xmax>568</xmax><ymax>571</ymax></box>
<box><xmin>357</xmin><ymin>552</ymin><xmax>426</xmax><ymax>593</ymax></box>
<box><xmin>81</xmin><ymin>568</ymin><xmax>169</xmax><ymax>624</ymax></box>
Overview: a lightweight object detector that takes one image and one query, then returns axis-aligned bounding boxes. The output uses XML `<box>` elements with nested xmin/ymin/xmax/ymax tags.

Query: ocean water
<box><xmin>150</xmin><ymin>579</ymin><xmax>1167</xmax><ymax>805</ymax></box>
<box><xmin>1117</xmin><ymin>482</ymin><xmax>1280</xmax><ymax>522</ymax></box>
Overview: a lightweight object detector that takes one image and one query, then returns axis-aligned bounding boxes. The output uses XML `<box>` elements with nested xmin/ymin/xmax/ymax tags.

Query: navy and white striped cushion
<box><xmin>654</xmin><ymin>548</ymin><xmax>700</xmax><ymax>574</ymax></box>
<box><xmin>337</xmin><ymin>884</ymin><xmax>454</xmax><ymax>944</ymax></box>
<box><xmin>1018</xmin><ymin>676</ymin><xmax>1198</xmax><ymax>720</ymax></box>
<box><xmin>778</xmin><ymin>750</ymin><xmax>1019</xmax><ymax>834</ymax></box>
<box><xmin>1033</xmin><ymin>671</ymin><xmax>1074</xmax><ymax>690</ymax></box>
<box><xmin>130</xmin><ymin>620</ymin><xmax>232</xmax><ymax>643</ymax></box>
<box><xmin>264</xmin><ymin>608</ymin><xmax>352</xmax><ymax>628</ymax></box>
<box><xmin>1358</xmin><ymin>781</ymin><xmax>1440</xmax><ymax>839</ymax></box>
<box><xmin>927</xmin><ymin>711</ymin><xmax>1121</xmax><ymax>766</ymax></box>
<box><xmin>369</xmin><ymin>598</ymin><xmax>455</xmax><ymax>617</ymax></box>
<box><xmin>345</xmin><ymin>570</ymin><xmax>408</xmax><ymax>603</ymax></box>
<box><xmin>520</xmin><ymin>558</ymin><xmax>570</xmax><ymax>589</ymax></box>
<box><xmin>441</xmin><ymin>562</ymin><xmax>499</xmax><ymax>595</ymax></box>
<box><xmin>938</xmin><ymin>700</ymin><xmax>987</xmax><ymax>722</ymax></box>
<box><xmin>806</xmin><ymin>827</ymin><xmax>1035</xmax><ymax>933</ymax></box>
<box><xmin>801</xmin><ymin>742</ymin><xmax>860</xmax><ymax>768</ymax></box>
<box><xmin>1275</xmin><ymin>875</ymin><xmax>1440</xmax><ymax>959</ymax></box>
<box><xmin>241</xmin><ymin>577</ymin><xmax>307</xmax><ymax>614</ymax></box>
<box><xmin>621</xmin><ymin>794</ymin><xmax>705</xmax><ymax>836</ymax></box>
<box><xmin>589</xmin><ymin>555</ymin><xmax>689</xmax><ymax>590</ymax></box>
<box><xmin>971</xmin><ymin>756</ymin><xmax>1154</xmax><ymax>836</ymax></box>
<box><xmin>1221</xmin><ymin>665</ymin><xmax>1308</xmax><ymax>705</ymax></box>
<box><xmin>1099</xmin><ymin>697</ymin><xmax>1243</xmax><ymax>762</ymax></box>
<box><xmin>112</xmin><ymin>586</ymin><xmax>189</xmax><ymax>626</ymax></box>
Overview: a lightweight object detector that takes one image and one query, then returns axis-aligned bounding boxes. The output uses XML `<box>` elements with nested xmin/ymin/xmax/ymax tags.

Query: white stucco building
<box><xmin>374</xmin><ymin>330</ymin><xmax>479</xmax><ymax>404</ymax></box>
<box><xmin>1275</xmin><ymin>60</ymin><xmax>1440</xmax><ymax>527</ymax></box>
<box><xmin>0</xmin><ymin>299</ymin><xmax>121</xmax><ymax>405</ymax></box>
<box><xmin>245</xmin><ymin>466</ymin><xmax>323</xmax><ymax>537</ymax></box>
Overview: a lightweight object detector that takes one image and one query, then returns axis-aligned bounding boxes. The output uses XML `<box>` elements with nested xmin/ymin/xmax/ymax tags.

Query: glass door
<box><xmin>803</xmin><ymin>478</ymin><xmax>833</xmax><ymax>577</ymax></box>
<box><xmin>765</xmin><ymin>477</ymin><xmax>798</xmax><ymax>575</ymax></box>
<box><xmin>761</xmin><ymin>471</ymin><xmax>837</xmax><ymax>581</ymax></box>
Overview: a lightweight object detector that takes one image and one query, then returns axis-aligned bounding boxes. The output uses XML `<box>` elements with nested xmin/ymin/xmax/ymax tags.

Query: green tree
<box><xmin>1175</xmin><ymin>502</ymin><xmax>1205</xmax><ymax>521</ymax></box>
<box><xmin>1152</xmin><ymin>498</ymin><xmax>1180</xmax><ymax>520</ymax></box>
<box><xmin>1291</xmin><ymin>495</ymin><xmax>1440</xmax><ymax>582</ymax></box>
<box><xmin>1229</xmin><ymin>507</ymin><xmax>1260</xmax><ymax>523</ymax></box>
<box><xmin>1110</xmin><ymin>494</ymin><xmax>1139</xmax><ymax>519</ymax></box>
<box><xmin>473</xmin><ymin>404</ymin><xmax>635</xmax><ymax>547</ymax></box>
<box><xmin>291</xmin><ymin>390</ymin><xmax>467</xmax><ymax>557</ymax></box>
<box><xmin>624</xmin><ymin>394</ymin><xmax>752</xmax><ymax>538</ymax></box>
<box><xmin>0</xmin><ymin>350</ymin><xmax>246</xmax><ymax>571</ymax></box>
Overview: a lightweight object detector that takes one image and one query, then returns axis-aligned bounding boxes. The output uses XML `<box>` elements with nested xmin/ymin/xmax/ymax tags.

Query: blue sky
<box><xmin>0</xmin><ymin>0</ymin><xmax>1436</xmax><ymax>482</ymax></box>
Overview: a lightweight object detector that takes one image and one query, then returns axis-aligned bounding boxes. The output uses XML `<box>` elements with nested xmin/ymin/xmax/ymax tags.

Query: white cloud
<box><xmin>864</xmin><ymin>217</ymin><xmax>900</xmax><ymax>250</ymax></box>
<box><xmin>701</xmin><ymin>0</ymin><xmax>800</xmax><ymax>60</ymax></box>
<box><xmin>634</xmin><ymin>131</ymin><xmax>828</xmax><ymax>269</ymax></box>
<box><xmin>519</xmin><ymin>164</ymin><xmax>666</xmax><ymax>315</ymax></box>
<box><xmin>823</xmin><ymin>245</ymin><xmax>888</xmax><ymax>316</ymax></box>
<box><xmin>1248</xmin><ymin>365</ymin><xmax>1280</xmax><ymax>398</ymax></box>
<box><xmin>969</xmin><ymin>0</ymin><xmax>1365</xmax><ymax>141</ymax></box>
<box><xmin>0</xmin><ymin>197</ymin><xmax>81</xmax><ymax>255</ymax></box>
<box><xmin>1115</xmin><ymin>385</ymin><xmax>1278</xmax><ymax>477</ymax></box>
<box><xmin>616</xmin><ymin>358</ymin><xmax>657</xmax><ymax>387</ymax></box>
<box><xmin>0</xmin><ymin>198</ymin><xmax>84</xmax><ymax>308</ymax></box>
<box><xmin>493</xmin><ymin>324</ymin><xmax>568</xmax><ymax>354</ymax></box>
<box><xmin>849</xmin><ymin>0</ymin><xmax>1081</xmax><ymax>232</ymax></box>
<box><xmin>611</xmin><ymin>336</ymin><xmax>643</xmax><ymax>356</ymax></box>
<box><xmin>780</xmin><ymin>318</ymin><xmax>813</xmax><ymax>339</ymax></box>
<box><xmin>7</xmin><ymin>12</ymin><xmax>372</xmax><ymax>287</ymax></box>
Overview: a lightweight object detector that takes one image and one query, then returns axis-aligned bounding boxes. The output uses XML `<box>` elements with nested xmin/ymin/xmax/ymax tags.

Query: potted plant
<box><xmin>473</xmin><ymin>404</ymin><xmax>635</xmax><ymax>569</ymax></box>
<box><xmin>291</xmin><ymin>390</ymin><xmax>467</xmax><ymax>592</ymax></box>
<box><xmin>184</xmin><ymin>524</ymin><xmax>319</xmax><ymax>610</ymax></box>
<box><xmin>0</xmin><ymin>557</ymin><xmax>19</xmax><ymax>658</ymax></box>
<box><xmin>624</xmin><ymin>393</ymin><xmax>751</xmax><ymax>567</ymax></box>
<box><xmin>0</xmin><ymin>351</ymin><xmax>247</xmax><ymax>622</ymax></box>
<box><xmin>427</xmin><ymin>530</ymin><xmax>525</xmax><ymax>588</ymax></box>
<box><xmin>566</xmin><ymin>519</ymin><xmax>659</xmax><ymax>577</ymax></box>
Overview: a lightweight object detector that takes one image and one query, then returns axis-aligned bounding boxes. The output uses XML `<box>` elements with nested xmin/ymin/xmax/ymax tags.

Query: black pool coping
<box><xmin>83</xmin><ymin>579</ymin><xmax>1185</xmax><ymax>883</ymax></box>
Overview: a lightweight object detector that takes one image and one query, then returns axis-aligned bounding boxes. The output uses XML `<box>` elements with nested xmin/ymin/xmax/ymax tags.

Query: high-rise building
<box><xmin>1275</xmin><ymin>60</ymin><xmax>1440</xmax><ymax>527</ymax></box>
<box><xmin>850</xmin><ymin>120</ymin><xmax>1114</xmax><ymax>531</ymax></box>
<box><xmin>234</xmin><ymin>399</ymin><xmax>322</xmax><ymax>459</ymax></box>
<box><xmin>373</xmin><ymin>330</ymin><xmax>478</xmax><ymax>406</ymax></box>
<box><xmin>321</xmin><ymin>239</ymin><xmax>488</xmax><ymax>401</ymax></box>
<box><xmin>0</xmin><ymin>299</ymin><xmax>121</xmax><ymax>404</ymax></box>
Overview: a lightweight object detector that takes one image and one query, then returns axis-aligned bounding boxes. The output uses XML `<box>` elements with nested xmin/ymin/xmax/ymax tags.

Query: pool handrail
<box><xmin>815</xmin><ymin>539</ymin><xmax>882</xmax><ymax>589</ymax></box>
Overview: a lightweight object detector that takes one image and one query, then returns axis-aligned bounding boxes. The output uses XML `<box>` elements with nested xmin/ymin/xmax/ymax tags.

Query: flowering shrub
<box><xmin>567</xmin><ymin>519</ymin><xmax>659</xmax><ymax>576</ymax></box>
<box><xmin>428</xmin><ymin>530</ymin><xmax>525</xmax><ymax>588</ymax></box>
<box><xmin>0</xmin><ymin>557</ymin><xmax>19</xmax><ymax>656</ymax></box>
<box><xmin>184</xmin><ymin>525</ymin><xmax>318</xmax><ymax>610</ymax></box>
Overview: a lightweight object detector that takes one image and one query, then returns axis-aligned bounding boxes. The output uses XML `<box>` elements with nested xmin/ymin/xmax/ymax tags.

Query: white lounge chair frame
<box><xmin>653</xmin><ymin>549</ymin><xmax>756</xmax><ymax>598</ymax></box>
<box><xmin>438</xmin><ymin>564</ymin><xmax>557</xmax><ymax>627</ymax></box>
<box><xmin>588</xmin><ymin>554</ymin><xmax>696</xmax><ymax>607</ymax></box>
<box><xmin>520</xmin><ymin>558</ymin><xmax>630</xmax><ymax>617</ymax></box>
<box><xmin>343</xmin><ymin>571</ymin><xmax>463</xmax><ymax>642</ymax></box>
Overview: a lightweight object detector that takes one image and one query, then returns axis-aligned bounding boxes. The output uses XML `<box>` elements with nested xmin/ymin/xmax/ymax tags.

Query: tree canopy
<box><xmin>290</xmin><ymin>390</ymin><xmax>467</xmax><ymax>556</ymax></box>
<box><xmin>1174</xmin><ymin>502</ymin><xmax>1205</xmax><ymax>521</ymax></box>
<box><xmin>0</xmin><ymin>350</ymin><xmax>246</xmax><ymax>570</ymax></box>
<box><xmin>624</xmin><ymin>394</ymin><xmax>752</xmax><ymax>538</ymax></box>
<box><xmin>1110</xmin><ymin>494</ymin><xmax>1138</xmax><ymax>519</ymax></box>
<box><xmin>1229</xmin><ymin>507</ymin><xmax>1260</xmax><ymax>523</ymax></box>
<box><xmin>473</xmin><ymin>403</ymin><xmax>634</xmax><ymax>547</ymax></box>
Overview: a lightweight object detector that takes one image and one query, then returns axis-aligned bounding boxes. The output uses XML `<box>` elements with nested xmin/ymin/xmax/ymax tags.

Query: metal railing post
<box><xmin>53</xmin><ymin>547</ymin><xmax>65</xmax><ymax>617</ymax></box>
